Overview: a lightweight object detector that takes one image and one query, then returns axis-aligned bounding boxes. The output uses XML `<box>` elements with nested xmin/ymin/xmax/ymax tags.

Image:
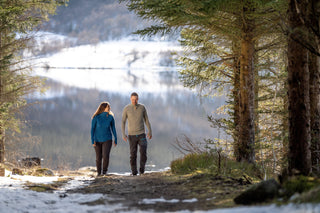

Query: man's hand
<box><xmin>123</xmin><ymin>136</ymin><xmax>128</xmax><ymax>142</ymax></box>
<box><xmin>147</xmin><ymin>134</ymin><xmax>152</xmax><ymax>140</ymax></box>
<box><xmin>93</xmin><ymin>142</ymin><xmax>96</xmax><ymax>147</ymax></box>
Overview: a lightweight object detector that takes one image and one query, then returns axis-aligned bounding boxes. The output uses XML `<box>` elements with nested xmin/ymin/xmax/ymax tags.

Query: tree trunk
<box><xmin>287</xmin><ymin>0</ymin><xmax>311</xmax><ymax>175</ymax></box>
<box><xmin>281</xmin><ymin>81</ymin><xmax>289</xmax><ymax>169</ymax></box>
<box><xmin>309</xmin><ymin>0</ymin><xmax>320</xmax><ymax>174</ymax></box>
<box><xmin>232</xmin><ymin>41</ymin><xmax>241</xmax><ymax>160</ymax></box>
<box><xmin>0</xmin><ymin>129</ymin><xmax>4</xmax><ymax>164</ymax></box>
<box><xmin>237</xmin><ymin>26</ymin><xmax>255</xmax><ymax>163</ymax></box>
<box><xmin>237</xmin><ymin>11</ymin><xmax>255</xmax><ymax>163</ymax></box>
<box><xmin>254</xmin><ymin>52</ymin><xmax>260</xmax><ymax>157</ymax></box>
<box><xmin>309</xmin><ymin>48</ymin><xmax>320</xmax><ymax>174</ymax></box>
<box><xmin>0</xmin><ymin>32</ymin><xmax>4</xmax><ymax>164</ymax></box>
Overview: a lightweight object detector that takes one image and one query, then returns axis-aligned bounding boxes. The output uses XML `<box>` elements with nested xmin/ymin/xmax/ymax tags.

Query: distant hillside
<box><xmin>40</xmin><ymin>0</ymin><xmax>151</xmax><ymax>44</ymax></box>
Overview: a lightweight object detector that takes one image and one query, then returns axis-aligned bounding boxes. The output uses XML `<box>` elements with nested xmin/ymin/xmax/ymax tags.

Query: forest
<box><xmin>40</xmin><ymin>0</ymin><xmax>158</xmax><ymax>44</ymax></box>
<box><xmin>0</xmin><ymin>0</ymin><xmax>320</xmax><ymax>211</ymax></box>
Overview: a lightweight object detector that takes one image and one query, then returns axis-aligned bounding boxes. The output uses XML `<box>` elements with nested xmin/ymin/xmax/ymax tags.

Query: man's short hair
<box><xmin>131</xmin><ymin>92</ymin><xmax>139</xmax><ymax>97</ymax></box>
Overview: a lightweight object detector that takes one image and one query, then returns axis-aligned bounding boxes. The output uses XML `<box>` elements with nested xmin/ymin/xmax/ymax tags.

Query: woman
<box><xmin>91</xmin><ymin>102</ymin><xmax>117</xmax><ymax>176</ymax></box>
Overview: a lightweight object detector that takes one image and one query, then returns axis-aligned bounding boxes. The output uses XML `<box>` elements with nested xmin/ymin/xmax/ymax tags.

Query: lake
<box><xmin>23</xmin><ymin>39</ymin><xmax>226</xmax><ymax>173</ymax></box>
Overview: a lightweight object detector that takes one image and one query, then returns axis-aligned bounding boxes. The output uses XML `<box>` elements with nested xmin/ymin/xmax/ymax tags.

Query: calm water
<box><xmin>25</xmin><ymin>67</ymin><xmax>225</xmax><ymax>172</ymax></box>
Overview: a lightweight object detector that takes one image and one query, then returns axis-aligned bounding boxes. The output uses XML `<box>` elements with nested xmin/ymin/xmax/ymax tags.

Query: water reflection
<box><xmin>26</xmin><ymin>68</ymin><xmax>225</xmax><ymax>172</ymax></box>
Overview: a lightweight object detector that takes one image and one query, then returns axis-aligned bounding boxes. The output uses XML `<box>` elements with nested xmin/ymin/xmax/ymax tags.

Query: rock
<box><xmin>234</xmin><ymin>178</ymin><xmax>281</xmax><ymax>205</ymax></box>
<box><xmin>21</xmin><ymin>157</ymin><xmax>41</xmax><ymax>168</ymax></box>
<box><xmin>59</xmin><ymin>193</ymin><xmax>68</xmax><ymax>198</ymax></box>
<box><xmin>12</xmin><ymin>168</ymin><xmax>23</xmax><ymax>175</ymax></box>
<box><xmin>33</xmin><ymin>168</ymin><xmax>54</xmax><ymax>176</ymax></box>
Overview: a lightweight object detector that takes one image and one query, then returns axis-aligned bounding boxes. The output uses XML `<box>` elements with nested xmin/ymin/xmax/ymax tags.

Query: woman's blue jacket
<box><xmin>91</xmin><ymin>112</ymin><xmax>117</xmax><ymax>144</ymax></box>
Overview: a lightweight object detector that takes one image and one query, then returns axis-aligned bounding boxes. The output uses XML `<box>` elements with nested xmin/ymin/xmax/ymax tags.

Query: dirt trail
<box><xmin>68</xmin><ymin>171</ymin><xmax>251</xmax><ymax>212</ymax></box>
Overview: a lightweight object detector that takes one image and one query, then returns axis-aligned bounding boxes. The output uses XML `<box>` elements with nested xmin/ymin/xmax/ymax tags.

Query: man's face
<box><xmin>130</xmin><ymin>95</ymin><xmax>138</xmax><ymax>105</ymax></box>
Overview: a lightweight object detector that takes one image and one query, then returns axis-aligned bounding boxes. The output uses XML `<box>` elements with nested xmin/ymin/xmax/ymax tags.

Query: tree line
<box><xmin>121</xmin><ymin>0</ymin><xmax>320</xmax><ymax>177</ymax></box>
<box><xmin>41</xmin><ymin>0</ymin><xmax>154</xmax><ymax>44</ymax></box>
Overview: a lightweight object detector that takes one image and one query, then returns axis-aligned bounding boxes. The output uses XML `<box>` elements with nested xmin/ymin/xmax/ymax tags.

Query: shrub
<box><xmin>170</xmin><ymin>152</ymin><xmax>214</xmax><ymax>174</ymax></box>
<box><xmin>171</xmin><ymin>152</ymin><xmax>263</xmax><ymax>181</ymax></box>
<box><xmin>282</xmin><ymin>176</ymin><xmax>320</xmax><ymax>199</ymax></box>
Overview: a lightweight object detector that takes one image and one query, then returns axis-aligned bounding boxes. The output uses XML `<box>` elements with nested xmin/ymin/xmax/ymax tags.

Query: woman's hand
<box><xmin>93</xmin><ymin>142</ymin><xmax>96</xmax><ymax>147</ymax></box>
<box><xmin>113</xmin><ymin>141</ymin><xmax>117</xmax><ymax>147</ymax></box>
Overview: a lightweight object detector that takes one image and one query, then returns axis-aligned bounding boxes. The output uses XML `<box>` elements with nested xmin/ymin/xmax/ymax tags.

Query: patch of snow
<box><xmin>2</xmin><ymin>170</ymin><xmax>59</xmax><ymax>188</ymax></box>
<box><xmin>183</xmin><ymin>198</ymin><xmax>198</xmax><ymax>203</ymax></box>
<box><xmin>30</xmin><ymin>33</ymin><xmax>185</xmax><ymax>96</ymax></box>
<box><xmin>139</xmin><ymin>197</ymin><xmax>180</xmax><ymax>204</ymax></box>
<box><xmin>139</xmin><ymin>197</ymin><xmax>197</xmax><ymax>205</ymax></box>
<box><xmin>35</xmin><ymin>37</ymin><xmax>181</xmax><ymax>70</ymax></box>
<box><xmin>0</xmin><ymin>170</ymin><xmax>124</xmax><ymax>213</ymax></box>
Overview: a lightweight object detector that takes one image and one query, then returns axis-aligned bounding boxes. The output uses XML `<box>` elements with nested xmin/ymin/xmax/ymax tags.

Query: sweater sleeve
<box><xmin>91</xmin><ymin>117</ymin><xmax>97</xmax><ymax>144</ymax></box>
<box><xmin>143</xmin><ymin>106</ymin><xmax>152</xmax><ymax>137</ymax></box>
<box><xmin>111</xmin><ymin>116</ymin><xmax>117</xmax><ymax>144</ymax></box>
<box><xmin>121</xmin><ymin>107</ymin><xmax>127</xmax><ymax>138</ymax></box>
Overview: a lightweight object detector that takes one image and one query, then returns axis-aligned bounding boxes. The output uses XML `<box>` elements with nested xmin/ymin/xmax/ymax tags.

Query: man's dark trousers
<box><xmin>95</xmin><ymin>140</ymin><xmax>112</xmax><ymax>175</ymax></box>
<box><xmin>128</xmin><ymin>133</ymin><xmax>147</xmax><ymax>175</ymax></box>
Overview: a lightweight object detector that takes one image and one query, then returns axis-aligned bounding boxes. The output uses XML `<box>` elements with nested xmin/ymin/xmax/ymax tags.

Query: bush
<box><xmin>282</xmin><ymin>176</ymin><xmax>320</xmax><ymax>199</ymax></box>
<box><xmin>170</xmin><ymin>152</ymin><xmax>214</xmax><ymax>174</ymax></box>
<box><xmin>171</xmin><ymin>152</ymin><xmax>263</xmax><ymax>181</ymax></box>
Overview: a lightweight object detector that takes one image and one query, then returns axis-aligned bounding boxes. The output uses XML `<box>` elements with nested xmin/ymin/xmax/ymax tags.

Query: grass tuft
<box><xmin>171</xmin><ymin>152</ymin><xmax>262</xmax><ymax>181</ymax></box>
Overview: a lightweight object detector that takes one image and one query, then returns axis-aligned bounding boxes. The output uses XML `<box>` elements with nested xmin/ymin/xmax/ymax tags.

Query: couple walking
<box><xmin>90</xmin><ymin>92</ymin><xmax>152</xmax><ymax>176</ymax></box>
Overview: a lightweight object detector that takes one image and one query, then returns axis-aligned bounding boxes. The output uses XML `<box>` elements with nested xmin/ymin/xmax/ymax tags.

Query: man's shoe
<box><xmin>139</xmin><ymin>168</ymin><xmax>145</xmax><ymax>175</ymax></box>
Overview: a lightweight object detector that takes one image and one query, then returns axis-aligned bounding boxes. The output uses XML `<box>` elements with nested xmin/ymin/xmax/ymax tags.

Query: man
<box><xmin>122</xmin><ymin>92</ymin><xmax>152</xmax><ymax>175</ymax></box>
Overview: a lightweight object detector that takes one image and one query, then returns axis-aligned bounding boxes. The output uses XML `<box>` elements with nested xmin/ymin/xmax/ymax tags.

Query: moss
<box><xmin>296</xmin><ymin>185</ymin><xmax>320</xmax><ymax>203</ymax></box>
<box><xmin>282</xmin><ymin>176</ymin><xmax>320</xmax><ymax>199</ymax></box>
<box><xmin>31</xmin><ymin>168</ymin><xmax>54</xmax><ymax>176</ymax></box>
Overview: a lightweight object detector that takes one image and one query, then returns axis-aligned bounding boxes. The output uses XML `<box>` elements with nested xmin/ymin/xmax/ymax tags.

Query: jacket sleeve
<box><xmin>143</xmin><ymin>106</ymin><xmax>152</xmax><ymax>137</ymax></box>
<box><xmin>91</xmin><ymin>117</ymin><xmax>96</xmax><ymax>144</ymax></box>
<box><xmin>111</xmin><ymin>116</ymin><xmax>117</xmax><ymax>144</ymax></box>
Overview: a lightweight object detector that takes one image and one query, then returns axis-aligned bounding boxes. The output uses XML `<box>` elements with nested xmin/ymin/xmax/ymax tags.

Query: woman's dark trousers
<box><xmin>95</xmin><ymin>140</ymin><xmax>112</xmax><ymax>175</ymax></box>
<box><xmin>128</xmin><ymin>134</ymin><xmax>147</xmax><ymax>175</ymax></box>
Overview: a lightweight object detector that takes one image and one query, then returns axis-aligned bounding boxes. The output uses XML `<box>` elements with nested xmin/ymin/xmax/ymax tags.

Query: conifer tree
<box><xmin>287</xmin><ymin>0</ymin><xmax>311</xmax><ymax>175</ymax></box>
<box><xmin>122</xmin><ymin>0</ymin><xmax>285</xmax><ymax>164</ymax></box>
<box><xmin>0</xmin><ymin>0</ymin><xmax>66</xmax><ymax>163</ymax></box>
<box><xmin>308</xmin><ymin>0</ymin><xmax>320</xmax><ymax>174</ymax></box>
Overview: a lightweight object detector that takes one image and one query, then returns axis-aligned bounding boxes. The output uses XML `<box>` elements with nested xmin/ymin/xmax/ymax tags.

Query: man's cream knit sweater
<box><xmin>121</xmin><ymin>103</ymin><xmax>152</xmax><ymax>138</ymax></box>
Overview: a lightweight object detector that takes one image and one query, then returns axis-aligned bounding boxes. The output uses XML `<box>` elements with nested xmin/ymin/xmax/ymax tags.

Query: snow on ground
<box><xmin>0</xmin><ymin>170</ymin><xmax>122</xmax><ymax>213</ymax></box>
<box><xmin>31</xmin><ymin>33</ymin><xmax>185</xmax><ymax>95</ymax></box>
<box><xmin>35</xmin><ymin>36</ymin><xmax>181</xmax><ymax>70</ymax></box>
<box><xmin>1</xmin><ymin>169</ymin><xmax>320</xmax><ymax>213</ymax></box>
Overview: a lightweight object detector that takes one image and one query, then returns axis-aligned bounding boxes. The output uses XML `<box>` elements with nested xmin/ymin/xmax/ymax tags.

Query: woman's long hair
<box><xmin>92</xmin><ymin>102</ymin><xmax>114</xmax><ymax>119</ymax></box>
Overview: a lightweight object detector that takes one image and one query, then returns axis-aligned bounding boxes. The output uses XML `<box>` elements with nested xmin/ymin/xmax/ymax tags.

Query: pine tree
<box><xmin>122</xmin><ymin>0</ymin><xmax>285</xmax><ymax>164</ymax></box>
<box><xmin>308</xmin><ymin>0</ymin><xmax>320</xmax><ymax>174</ymax></box>
<box><xmin>0</xmin><ymin>0</ymin><xmax>67</xmax><ymax>164</ymax></box>
<box><xmin>287</xmin><ymin>0</ymin><xmax>311</xmax><ymax>175</ymax></box>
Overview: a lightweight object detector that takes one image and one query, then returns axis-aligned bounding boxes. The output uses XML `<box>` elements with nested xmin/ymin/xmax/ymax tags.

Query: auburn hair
<box><xmin>92</xmin><ymin>102</ymin><xmax>113</xmax><ymax>119</ymax></box>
